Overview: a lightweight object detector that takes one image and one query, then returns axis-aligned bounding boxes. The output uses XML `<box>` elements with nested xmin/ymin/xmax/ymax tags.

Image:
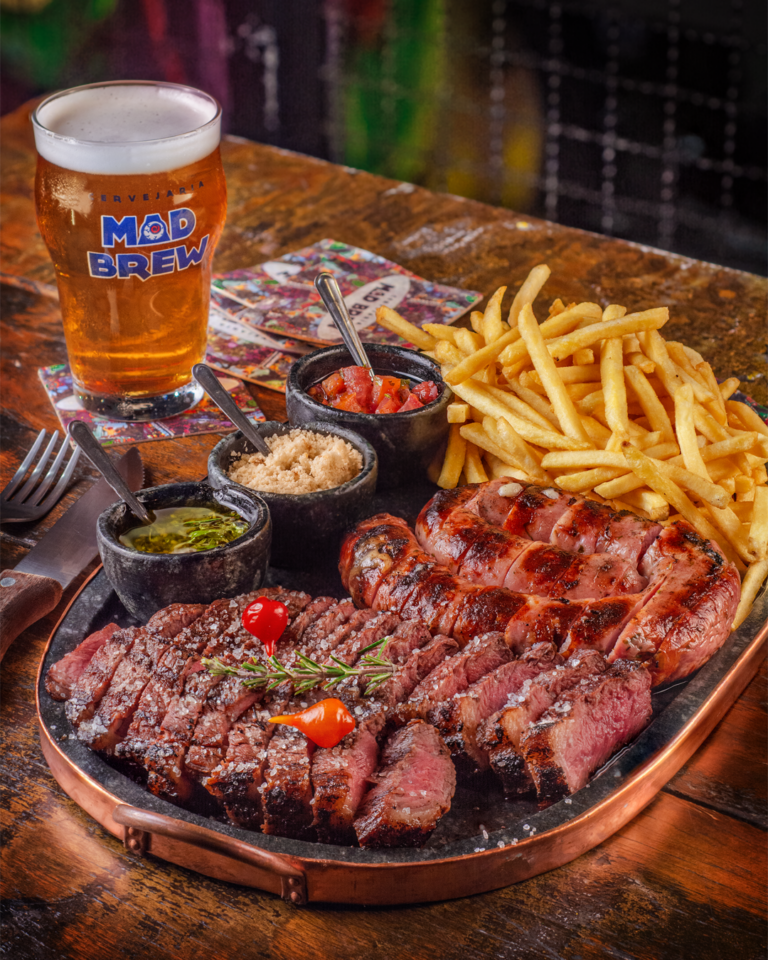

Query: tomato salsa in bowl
<box><xmin>307</xmin><ymin>365</ymin><xmax>440</xmax><ymax>415</ymax></box>
<box><xmin>286</xmin><ymin>343</ymin><xmax>451</xmax><ymax>489</ymax></box>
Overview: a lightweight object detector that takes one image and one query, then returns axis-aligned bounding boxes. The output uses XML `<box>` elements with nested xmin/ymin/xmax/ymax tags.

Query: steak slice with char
<box><xmin>84</xmin><ymin>606</ymin><xmax>206</xmax><ymax>753</ymax></box>
<box><xmin>331</xmin><ymin>612</ymin><xmax>402</xmax><ymax>666</ymax></box>
<box><xmin>45</xmin><ymin>623</ymin><xmax>121</xmax><ymax>701</ymax></box>
<box><xmin>204</xmin><ymin>696</ymin><xmax>289</xmax><ymax>828</ymax></box>
<box><xmin>65</xmin><ymin>626</ymin><xmax>142</xmax><ymax>730</ymax></box>
<box><xmin>428</xmin><ymin>641</ymin><xmax>561</xmax><ymax>775</ymax></box>
<box><xmin>394</xmin><ymin>632</ymin><xmax>512</xmax><ymax>726</ymax></box>
<box><xmin>261</xmin><ymin>689</ymin><xmax>331</xmax><ymax>841</ymax></box>
<box><xmin>479</xmin><ymin>648</ymin><xmax>606</xmax><ymax>795</ymax></box>
<box><xmin>116</xmin><ymin>593</ymin><xmax>265</xmax><ymax>795</ymax></box>
<box><xmin>354</xmin><ymin>720</ymin><xmax>456</xmax><ymax>848</ymax></box>
<box><xmin>521</xmin><ymin>659</ymin><xmax>652</xmax><ymax>804</ymax></box>
<box><xmin>149</xmin><ymin>589</ymin><xmax>317</xmax><ymax>803</ymax></box>
<box><xmin>309</xmin><ymin>618</ymin><xmax>443</xmax><ymax>844</ymax></box>
<box><xmin>310</xmin><ymin>701</ymin><xmax>387</xmax><ymax>845</ymax></box>
<box><xmin>260</xmin><ymin>603</ymin><xmax>364</xmax><ymax>839</ymax></box>
<box><xmin>372</xmin><ymin>635</ymin><xmax>460</xmax><ymax>707</ymax></box>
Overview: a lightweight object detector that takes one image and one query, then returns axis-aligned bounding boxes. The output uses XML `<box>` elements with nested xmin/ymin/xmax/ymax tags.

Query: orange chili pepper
<box><xmin>269</xmin><ymin>698</ymin><xmax>356</xmax><ymax>748</ymax></box>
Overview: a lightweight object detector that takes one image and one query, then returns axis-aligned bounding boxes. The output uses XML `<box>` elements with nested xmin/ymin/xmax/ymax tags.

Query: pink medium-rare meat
<box><xmin>190</xmin><ymin>599</ymin><xmax>359</xmax><ymax>791</ymax></box>
<box><xmin>140</xmin><ymin>593</ymin><xmax>272</xmax><ymax>804</ymax></box>
<box><xmin>610</xmin><ymin>522</ymin><xmax>741</xmax><ymax>684</ymax></box>
<box><xmin>521</xmin><ymin>659</ymin><xmax>653</xmax><ymax>804</ymax></box>
<box><xmin>354</xmin><ymin>720</ymin><xmax>456</xmax><ymax>848</ymax></box>
<box><xmin>310</xmin><ymin>703</ymin><xmax>387</xmax><ymax>845</ymax></box>
<box><xmin>479</xmin><ymin>649</ymin><xmax>607</xmax><ymax>795</ymax></box>
<box><xmin>116</xmin><ymin>599</ymin><xmax>240</xmax><ymax>771</ymax></box>
<box><xmin>262</xmin><ymin>721</ymin><xmax>317</xmax><ymax>841</ymax></box>
<box><xmin>416</xmin><ymin>487</ymin><xmax>647</xmax><ymax>599</ymax></box>
<box><xmin>428</xmin><ymin>641</ymin><xmax>562</xmax><ymax>774</ymax></box>
<box><xmin>371</xmin><ymin>635</ymin><xmax>459</xmax><ymax>706</ymax></box>
<box><xmin>45</xmin><ymin>622</ymin><xmax>121</xmax><ymax>701</ymax></box>
<box><xmin>65</xmin><ymin>602</ymin><xmax>205</xmax><ymax>736</ymax></box>
<box><xmin>394</xmin><ymin>632</ymin><xmax>512</xmax><ymax>726</ymax></box>
<box><xmin>203</xmin><ymin>698</ymin><xmax>288</xmax><ymax>829</ymax></box>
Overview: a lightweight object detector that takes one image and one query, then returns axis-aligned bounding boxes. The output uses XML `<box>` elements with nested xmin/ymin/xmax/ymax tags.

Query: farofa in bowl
<box><xmin>227</xmin><ymin>428</ymin><xmax>363</xmax><ymax>495</ymax></box>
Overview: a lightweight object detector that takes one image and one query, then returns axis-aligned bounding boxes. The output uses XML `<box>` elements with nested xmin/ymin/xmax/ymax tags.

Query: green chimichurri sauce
<box><xmin>119</xmin><ymin>505</ymin><xmax>249</xmax><ymax>555</ymax></box>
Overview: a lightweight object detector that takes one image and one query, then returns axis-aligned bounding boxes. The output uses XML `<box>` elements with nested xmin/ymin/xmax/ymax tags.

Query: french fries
<box><xmin>376</xmin><ymin>265</ymin><xmax>768</xmax><ymax>628</ymax></box>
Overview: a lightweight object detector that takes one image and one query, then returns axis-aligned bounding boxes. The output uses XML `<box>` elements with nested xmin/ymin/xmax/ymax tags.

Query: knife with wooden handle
<box><xmin>0</xmin><ymin>446</ymin><xmax>143</xmax><ymax>660</ymax></box>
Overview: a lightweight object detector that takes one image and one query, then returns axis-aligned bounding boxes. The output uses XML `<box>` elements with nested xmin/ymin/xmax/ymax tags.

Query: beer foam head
<box><xmin>32</xmin><ymin>81</ymin><xmax>221</xmax><ymax>175</ymax></box>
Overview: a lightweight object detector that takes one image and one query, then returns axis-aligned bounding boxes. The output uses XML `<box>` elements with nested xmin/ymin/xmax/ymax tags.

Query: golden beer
<box><xmin>32</xmin><ymin>81</ymin><xmax>226</xmax><ymax>419</ymax></box>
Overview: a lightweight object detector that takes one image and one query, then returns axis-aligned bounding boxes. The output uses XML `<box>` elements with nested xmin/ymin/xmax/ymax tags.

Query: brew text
<box><xmin>87</xmin><ymin>208</ymin><xmax>209</xmax><ymax>281</ymax></box>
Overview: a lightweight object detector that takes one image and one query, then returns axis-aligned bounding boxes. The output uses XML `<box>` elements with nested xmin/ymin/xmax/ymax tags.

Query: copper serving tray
<box><xmin>37</xmin><ymin>564</ymin><xmax>767</xmax><ymax>906</ymax></box>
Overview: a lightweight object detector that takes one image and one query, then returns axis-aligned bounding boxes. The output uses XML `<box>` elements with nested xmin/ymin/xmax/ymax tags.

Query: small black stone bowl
<box><xmin>208</xmin><ymin>420</ymin><xmax>377</xmax><ymax>570</ymax></box>
<box><xmin>97</xmin><ymin>480</ymin><xmax>271</xmax><ymax>621</ymax></box>
<box><xmin>285</xmin><ymin>343</ymin><xmax>451</xmax><ymax>488</ymax></box>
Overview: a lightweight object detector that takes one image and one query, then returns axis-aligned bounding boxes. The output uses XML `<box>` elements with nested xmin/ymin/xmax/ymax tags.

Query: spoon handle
<box><xmin>192</xmin><ymin>364</ymin><xmax>271</xmax><ymax>456</ymax></box>
<box><xmin>67</xmin><ymin>420</ymin><xmax>154</xmax><ymax>525</ymax></box>
<box><xmin>314</xmin><ymin>273</ymin><xmax>372</xmax><ymax>369</ymax></box>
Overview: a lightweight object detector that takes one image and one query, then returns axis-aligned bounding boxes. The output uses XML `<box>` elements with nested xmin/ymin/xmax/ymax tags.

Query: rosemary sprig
<box><xmin>202</xmin><ymin>637</ymin><xmax>396</xmax><ymax>695</ymax></box>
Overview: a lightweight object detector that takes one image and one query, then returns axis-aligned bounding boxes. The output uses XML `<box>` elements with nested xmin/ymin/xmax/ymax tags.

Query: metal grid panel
<box><xmin>323</xmin><ymin>0</ymin><xmax>767</xmax><ymax>274</ymax></box>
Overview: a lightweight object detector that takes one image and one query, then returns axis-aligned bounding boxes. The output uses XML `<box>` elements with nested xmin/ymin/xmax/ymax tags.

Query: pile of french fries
<box><xmin>375</xmin><ymin>265</ymin><xmax>768</xmax><ymax>630</ymax></box>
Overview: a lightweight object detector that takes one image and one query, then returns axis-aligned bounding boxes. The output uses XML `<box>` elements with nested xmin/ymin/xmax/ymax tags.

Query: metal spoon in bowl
<box><xmin>191</xmin><ymin>363</ymin><xmax>271</xmax><ymax>457</ymax></box>
<box><xmin>314</xmin><ymin>272</ymin><xmax>372</xmax><ymax>370</ymax></box>
<box><xmin>67</xmin><ymin>420</ymin><xmax>155</xmax><ymax>525</ymax></box>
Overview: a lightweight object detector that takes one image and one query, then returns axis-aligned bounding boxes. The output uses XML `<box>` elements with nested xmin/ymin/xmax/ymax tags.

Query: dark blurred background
<box><xmin>2</xmin><ymin>0</ymin><xmax>766</xmax><ymax>275</ymax></box>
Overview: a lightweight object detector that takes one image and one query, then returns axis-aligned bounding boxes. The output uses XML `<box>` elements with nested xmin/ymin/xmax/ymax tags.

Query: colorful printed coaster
<box><xmin>38</xmin><ymin>363</ymin><xmax>265</xmax><ymax>447</ymax></box>
<box><xmin>204</xmin><ymin>303</ymin><xmax>309</xmax><ymax>394</ymax></box>
<box><xmin>732</xmin><ymin>390</ymin><xmax>768</xmax><ymax>425</ymax></box>
<box><xmin>211</xmin><ymin>237</ymin><xmax>482</xmax><ymax>349</ymax></box>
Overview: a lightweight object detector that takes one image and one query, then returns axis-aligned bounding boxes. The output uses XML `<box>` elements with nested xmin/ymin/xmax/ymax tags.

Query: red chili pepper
<box><xmin>241</xmin><ymin>598</ymin><xmax>289</xmax><ymax>657</ymax></box>
<box><xmin>269</xmin><ymin>698</ymin><xmax>356</xmax><ymax>748</ymax></box>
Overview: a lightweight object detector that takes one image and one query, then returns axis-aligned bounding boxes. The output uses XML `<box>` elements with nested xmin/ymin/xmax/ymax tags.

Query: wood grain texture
<box><xmin>1</xmin><ymin>97</ymin><xmax>766</xmax><ymax>959</ymax></box>
<box><xmin>0</xmin><ymin>569</ymin><xmax>62</xmax><ymax>660</ymax></box>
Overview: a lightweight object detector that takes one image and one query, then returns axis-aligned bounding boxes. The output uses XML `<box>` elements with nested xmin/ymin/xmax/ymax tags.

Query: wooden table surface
<box><xmin>1</xmin><ymin>98</ymin><xmax>766</xmax><ymax>960</ymax></box>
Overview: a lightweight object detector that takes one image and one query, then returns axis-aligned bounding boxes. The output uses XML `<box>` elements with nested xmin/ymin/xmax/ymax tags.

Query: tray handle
<box><xmin>113</xmin><ymin>804</ymin><xmax>307</xmax><ymax>904</ymax></box>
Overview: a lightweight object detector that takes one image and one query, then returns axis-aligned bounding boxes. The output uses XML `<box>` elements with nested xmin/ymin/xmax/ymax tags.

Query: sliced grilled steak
<box><xmin>85</xmin><ymin>627</ymin><xmax>182</xmax><ymax>753</ymax></box>
<box><xmin>310</xmin><ymin>701</ymin><xmax>387</xmax><ymax>845</ymax></box>
<box><xmin>67</xmin><ymin>601</ymin><xmax>206</xmax><ymax>739</ymax></box>
<box><xmin>45</xmin><ymin>622</ymin><xmax>121</xmax><ymax>701</ymax></box>
<box><xmin>116</xmin><ymin>595</ymin><xmax>261</xmax><ymax>793</ymax></box>
<box><xmin>372</xmin><ymin>635</ymin><xmax>460</xmax><ymax>707</ymax></box>
<box><xmin>141</xmin><ymin>593</ymin><xmax>270</xmax><ymax>804</ymax></box>
<box><xmin>281</xmin><ymin>596</ymin><xmax>338</xmax><ymax>649</ymax></box>
<box><xmin>65</xmin><ymin>626</ymin><xmax>142</xmax><ymax>731</ymax></box>
<box><xmin>479</xmin><ymin>648</ymin><xmax>606</xmax><ymax>795</ymax></box>
<box><xmin>261</xmin><ymin>689</ymin><xmax>331</xmax><ymax>841</ymax></box>
<box><xmin>521</xmin><ymin>659</ymin><xmax>652</xmax><ymax>804</ymax></box>
<box><xmin>260</xmin><ymin>602</ymin><xmax>366</xmax><ymax>839</ymax></box>
<box><xmin>331</xmin><ymin>612</ymin><xmax>402</xmax><ymax>666</ymax></box>
<box><xmin>148</xmin><ymin>588</ymin><xmax>316</xmax><ymax>803</ymax></box>
<box><xmin>204</xmin><ymin>697</ymin><xmax>288</xmax><ymax>828</ymax></box>
<box><xmin>394</xmin><ymin>632</ymin><xmax>512</xmax><ymax>726</ymax></box>
<box><xmin>354</xmin><ymin>720</ymin><xmax>456</xmax><ymax>848</ymax></box>
<box><xmin>428</xmin><ymin>641</ymin><xmax>561</xmax><ymax>774</ymax></box>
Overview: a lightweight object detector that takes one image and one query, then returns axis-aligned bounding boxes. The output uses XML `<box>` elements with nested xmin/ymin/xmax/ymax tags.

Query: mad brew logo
<box><xmin>88</xmin><ymin>208</ymin><xmax>209</xmax><ymax>281</ymax></box>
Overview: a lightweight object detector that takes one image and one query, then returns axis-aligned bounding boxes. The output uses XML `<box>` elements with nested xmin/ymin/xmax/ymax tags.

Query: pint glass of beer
<box><xmin>32</xmin><ymin>81</ymin><xmax>226</xmax><ymax>420</ymax></box>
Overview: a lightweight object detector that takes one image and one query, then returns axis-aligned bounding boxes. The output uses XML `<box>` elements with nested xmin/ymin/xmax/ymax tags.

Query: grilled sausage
<box><xmin>340</xmin><ymin>477</ymin><xmax>741</xmax><ymax>685</ymax></box>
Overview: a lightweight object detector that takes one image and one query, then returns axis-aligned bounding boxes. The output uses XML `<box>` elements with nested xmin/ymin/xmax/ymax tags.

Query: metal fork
<box><xmin>0</xmin><ymin>429</ymin><xmax>81</xmax><ymax>523</ymax></box>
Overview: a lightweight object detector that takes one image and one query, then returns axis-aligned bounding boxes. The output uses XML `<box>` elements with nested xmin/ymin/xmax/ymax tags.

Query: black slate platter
<box><xmin>37</xmin><ymin>480</ymin><xmax>768</xmax><ymax>873</ymax></box>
